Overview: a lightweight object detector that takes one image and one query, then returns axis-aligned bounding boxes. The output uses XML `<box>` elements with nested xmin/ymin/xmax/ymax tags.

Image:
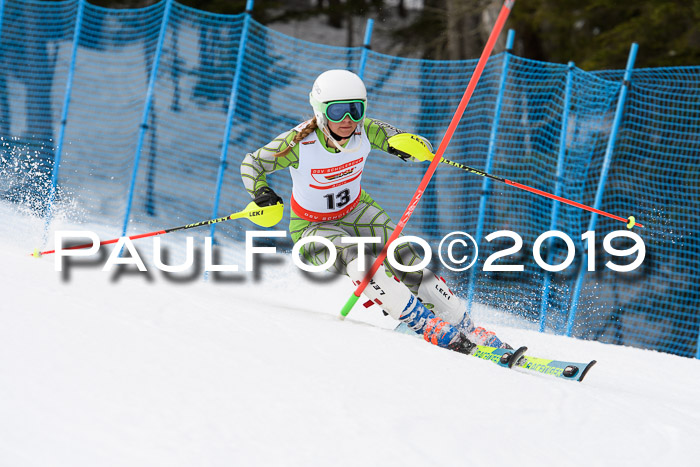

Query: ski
<box><xmin>470</xmin><ymin>344</ymin><xmax>528</xmax><ymax>369</ymax></box>
<box><xmin>514</xmin><ymin>354</ymin><xmax>597</xmax><ymax>382</ymax></box>
<box><xmin>396</xmin><ymin>322</ymin><xmax>526</xmax><ymax>369</ymax></box>
<box><xmin>395</xmin><ymin>322</ymin><xmax>596</xmax><ymax>381</ymax></box>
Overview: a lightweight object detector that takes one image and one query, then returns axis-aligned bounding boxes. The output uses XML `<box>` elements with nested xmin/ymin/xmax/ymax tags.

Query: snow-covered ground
<box><xmin>2</xmin><ymin>202</ymin><xmax>700</xmax><ymax>467</ymax></box>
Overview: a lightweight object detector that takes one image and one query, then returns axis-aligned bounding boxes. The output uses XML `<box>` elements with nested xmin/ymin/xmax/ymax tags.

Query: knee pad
<box><xmin>346</xmin><ymin>258</ymin><xmax>412</xmax><ymax>321</ymax></box>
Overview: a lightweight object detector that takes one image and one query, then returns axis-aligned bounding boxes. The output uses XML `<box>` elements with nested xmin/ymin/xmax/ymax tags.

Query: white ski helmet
<box><xmin>309</xmin><ymin>69</ymin><xmax>367</xmax><ymax>130</ymax></box>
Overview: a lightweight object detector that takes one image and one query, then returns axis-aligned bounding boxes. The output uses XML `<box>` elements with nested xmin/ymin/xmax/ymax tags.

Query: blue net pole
<box><xmin>43</xmin><ymin>0</ymin><xmax>84</xmax><ymax>238</ymax></box>
<box><xmin>566</xmin><ymin>43</ymin><xmax>639</xmax><ymax>337</ymax></box>
<box><xmin>538</xmin><ymin>60</ymin><xmax>575</xmax><ymax>332</ymax></box>
<box><xmin>465</xmin><ymin>28</ymin><xmax>515</xmax><ymax>313</ymax></box>
<box><xmin>209</xmin><ymin>0</ymin><xmax>254</xmax><ymax>241</ymax></box>
<box><xmin>0</xmin><ymin>0</ymin><xmax>5</xmax><ymax>37</ymax></box>
<box><xmin>121</xmin><ymin>0</ymin><xmax>172</xmax><ymax>237</ymax></box>
<box><xmin>357</xmin><ymin>18</ymin><xmax>374</xmax><ymax>79</ymax></box>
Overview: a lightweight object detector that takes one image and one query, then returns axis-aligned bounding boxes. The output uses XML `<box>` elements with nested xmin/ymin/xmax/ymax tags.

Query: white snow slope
<box><xmin>1</xmin><ymin>203</ymin><xmax>700</xmax><ymax>467</ymax></box>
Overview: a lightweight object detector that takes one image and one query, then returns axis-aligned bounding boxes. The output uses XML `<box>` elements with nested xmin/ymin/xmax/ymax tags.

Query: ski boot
<box><xmin>400</xmin><ymin>294</ymin><xmax>476</xmax><ymax>355</ymax></box>
<box><xmin>418</xmin><ymin>272</ymin><xmax>512</xmax><ymax>349</ymax></box>
<box><xmin>467</xmin><ymin>326</ymin><xmax>512</xmax><ymax>350</ymax></box>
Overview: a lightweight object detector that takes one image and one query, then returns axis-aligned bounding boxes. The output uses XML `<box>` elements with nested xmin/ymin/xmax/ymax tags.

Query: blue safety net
<box><xmin>1</xmin><ymin>0</ymin><xmax>698</xmax><ymax>358</ymax></box>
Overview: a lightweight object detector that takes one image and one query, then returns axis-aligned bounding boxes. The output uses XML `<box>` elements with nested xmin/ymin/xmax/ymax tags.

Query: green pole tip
<box><xmin>340</xmin><ymin>294</ymin><xmax>360</xmax><ymax>318</ymax></box>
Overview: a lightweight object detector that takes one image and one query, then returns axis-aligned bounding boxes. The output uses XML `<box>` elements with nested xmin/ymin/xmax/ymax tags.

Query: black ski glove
<box><xmin>253</xmin><ymin>186</ymin><xmax>283</xmax><ymax>207</ymax></box>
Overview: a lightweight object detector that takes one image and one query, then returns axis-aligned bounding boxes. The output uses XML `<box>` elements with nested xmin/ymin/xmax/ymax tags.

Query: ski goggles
<box><xmin>321</xmin><ymin>99</ymin><xmax>366</xmax><ymax>123</ymax></box>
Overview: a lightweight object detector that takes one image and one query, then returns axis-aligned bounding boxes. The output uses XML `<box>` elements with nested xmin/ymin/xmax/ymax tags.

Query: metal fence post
<box><xmin>121</xmin><ymin>0</ymin><xmax>173</xmax><ymax>237</ymax></box>
<box><xmin>43</xmin><ymin>0</ymin><xmax>85</xmax><ymax>233</ymax></box>
<box><xmin>357</xmin><ymin>18</ymin><xmax>373</xmax><ymax>79</ymax></box>
<box><xmin>0</xmin><ymin>0</ymin><xmax>5</xmax><ymax>38</ymax></box>
<box><xmin>565</xmin><ymin>43</ymin><xmax>638</xmax><ymax>337</ymax></box>
<box><xmin>464</xmin><ymin>28</ymin><xmax>515</xmax><ymax>312</ymax></box>
<box><xmin>538</xmin><ymin>60</ymin><xmax>575</xmax><ymax>332</ymax></box>
<box><xmin>209</xmin><ymin>0</ymin><xmax>255</xmax><ymax>240</ymax></box>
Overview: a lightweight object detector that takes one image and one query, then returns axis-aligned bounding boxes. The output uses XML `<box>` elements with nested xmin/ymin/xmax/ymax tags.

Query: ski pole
<box><xmin>339</xmin><ymin>0</ymin><xmax>516</xmax><ymax>319</ymax></box>
<box><xmin>440</xmin><ymin>157</ymin><xmax>643</xmax><ymax>229</ymax></box>
<box><xmin>32</xmin><ymin>201</ymin><xmax>284</xmax><ymax>257</ymax></box>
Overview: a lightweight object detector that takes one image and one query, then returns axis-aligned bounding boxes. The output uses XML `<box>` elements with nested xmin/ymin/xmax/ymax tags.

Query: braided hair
<box><xmin>275</xmin><ymin>117</ymin><xmax>318</xmax><ymax>158</ymax></box>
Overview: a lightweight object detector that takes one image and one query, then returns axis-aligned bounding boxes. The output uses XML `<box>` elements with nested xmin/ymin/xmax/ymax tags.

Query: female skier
<box><xmin>241</xmin><ymin>69</ymin><xmax>509</xmax><ymax>354</ymax></box>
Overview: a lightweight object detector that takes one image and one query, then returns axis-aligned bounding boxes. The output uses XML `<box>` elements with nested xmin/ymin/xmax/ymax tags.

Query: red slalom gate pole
<box><xmin>339</xmin><ymin>0</ymin><xmax>517</xmax><ymax>318</ymax></box>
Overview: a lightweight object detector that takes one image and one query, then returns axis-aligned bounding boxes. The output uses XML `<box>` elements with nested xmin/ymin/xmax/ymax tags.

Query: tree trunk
<box><xmin>446</xmin><ymin>0</ymin><xmax>484</xmax><ymax>60</ymax></box>
<box><xmin>346</xmin><ymin>10</ymin><xmax>353</xmax><ymax>47</ymax></box>
<box><xmin>327</xmin><ymin>0</ymin><xmax>343</xmax><ymax>29</ymax></box>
